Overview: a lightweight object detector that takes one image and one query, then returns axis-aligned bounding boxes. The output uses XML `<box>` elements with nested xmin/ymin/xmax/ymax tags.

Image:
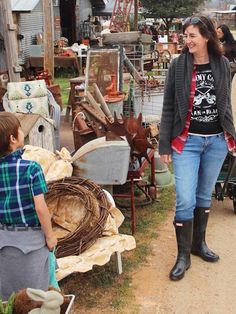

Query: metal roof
<box><xmin>92</xmin><ymin>0</ymin><xmax>115</xmax><ymax>16</ymax></box>
<box><xmin>11</xmin><ymin>0</ymin><xmax>40</xmax><ymax>12</ymax></box>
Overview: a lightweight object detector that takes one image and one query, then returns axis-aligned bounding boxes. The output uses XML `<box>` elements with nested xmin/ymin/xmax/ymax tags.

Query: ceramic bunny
<box><xmin>26</xmin><ymin>288</ymin><xmax>64</xmax><ymax>314</ymax></box>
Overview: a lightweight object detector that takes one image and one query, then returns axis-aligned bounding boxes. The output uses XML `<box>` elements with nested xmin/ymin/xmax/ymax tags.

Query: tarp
<box><xmin>11</xmin><ymin>0</ymin><xmax>40</xmax><ymax>12</ymax></box>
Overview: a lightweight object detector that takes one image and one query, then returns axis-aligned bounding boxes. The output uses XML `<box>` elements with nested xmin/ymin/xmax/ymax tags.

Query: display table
<box><xmin>26</xmin><ymin>56</ymin><xmax>80</xmax><ymax>74</ymax></box>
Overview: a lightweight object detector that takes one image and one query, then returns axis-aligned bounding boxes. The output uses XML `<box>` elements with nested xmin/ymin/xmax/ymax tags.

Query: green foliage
<box><xmin>140</xmin><ymin>0</ymin><xmax>208</xmax><ymax>37</ymax></box>
<box><xmin>140</xmin><ymin>0</ymin><xmax>207</xmax><ymax>18</ymax></box>
<box><xmin>0</xmin><ymin>302</ymin><xmax>4</xmax><ymax>314</ymax></box>
<box><xmin>0</xmin><ymin>293</ymin><xmax>15</xmax><ymax>314</ymax></box>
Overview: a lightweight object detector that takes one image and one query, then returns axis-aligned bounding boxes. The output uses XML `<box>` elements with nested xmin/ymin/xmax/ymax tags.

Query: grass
<box><xmin>54</xmin><ymin>77</ymin><xmax>70</xmax><ymax>107</ymax></box>
<box><xmin>60</xmin><ymin>185</ymin><xmax>175</xmax><ymax>313</ymax></box>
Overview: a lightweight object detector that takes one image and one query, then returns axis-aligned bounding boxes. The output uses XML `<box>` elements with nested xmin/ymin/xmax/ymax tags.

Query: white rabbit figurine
<box><xmin>26</xmin><ymin>288</ymin><xmax>64</xmax><ymax>314</ymax></box>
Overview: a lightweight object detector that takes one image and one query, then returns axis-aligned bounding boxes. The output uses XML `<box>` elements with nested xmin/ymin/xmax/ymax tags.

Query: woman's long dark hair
<box><xmin>217</xmin><ymin>24</ymin><xmax>236</xmax><ymax>45</ymax></box>
<box><xmin>182</xmin><ymin>15</ymin><xmax>222</xmax><ymax>58</ymax></box>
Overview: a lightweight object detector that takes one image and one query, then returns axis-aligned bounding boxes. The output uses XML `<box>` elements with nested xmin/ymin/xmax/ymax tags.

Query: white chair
<box><xmin>2</xmin><ymin>80</ymin><xmax>61</xmax><ymax>150</ymax></box>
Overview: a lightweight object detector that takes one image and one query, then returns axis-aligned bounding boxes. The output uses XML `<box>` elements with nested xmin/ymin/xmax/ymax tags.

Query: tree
<box><xmin>140</xmin><ymin>0</ymin><xmax>208</xmax><ymax>36</ymax></box>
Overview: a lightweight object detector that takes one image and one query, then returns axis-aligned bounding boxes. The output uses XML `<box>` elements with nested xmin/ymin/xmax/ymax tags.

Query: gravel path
<box><xmin>132</xmin><ymin>198</ymin><xmax>236</xmax><ymax>314</ymax></box>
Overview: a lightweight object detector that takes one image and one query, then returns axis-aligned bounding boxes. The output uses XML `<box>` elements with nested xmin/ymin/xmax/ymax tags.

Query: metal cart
<box><xmin>215</xmin><ymin>153</ymin><xmax>236</xmax><ymax>213</ymax></box>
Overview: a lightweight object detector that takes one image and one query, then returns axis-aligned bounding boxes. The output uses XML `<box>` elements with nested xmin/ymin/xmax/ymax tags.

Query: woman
<box><xmin>217</xmin><ymin>24</ymin><xmax>236</xmax><ymax>62</ymax></box>
<box><xmin>217</xmin><ymin>24</ymin><xmax>236</xmax><ymax>79</ymax></box>
<box><xmin>159</xmin><ymin>16</ymin><xmax>236</xmax><ymax>281</ymax></box>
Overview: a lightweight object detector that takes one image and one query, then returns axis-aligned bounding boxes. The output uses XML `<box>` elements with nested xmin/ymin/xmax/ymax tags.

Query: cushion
<box><xmin>8</xmin><ymin>96</ymin><xmax>50</xmax><ymax>117</ymax></box>
<box><xmin>7</xmin><ymin>80</ymin><xmax>49</xmax><ymax>117</ymax></box>
<box><xmin>7</xmin><ymin>80</ymin><xmax>48</xmax><ymax>100</ymax></box>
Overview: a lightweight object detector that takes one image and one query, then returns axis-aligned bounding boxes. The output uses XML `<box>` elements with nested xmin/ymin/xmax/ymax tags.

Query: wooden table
<box><xmin>26</xmin><ymin>56</ymin><xmax>80</xmax><ymax>74</ymax></box>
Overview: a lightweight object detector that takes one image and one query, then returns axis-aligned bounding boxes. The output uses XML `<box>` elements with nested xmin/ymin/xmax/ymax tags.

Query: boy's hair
<box><xmin>0</xmin><ymin>112</ymin><xmax>21</xmax><ymax>157</ymax></box>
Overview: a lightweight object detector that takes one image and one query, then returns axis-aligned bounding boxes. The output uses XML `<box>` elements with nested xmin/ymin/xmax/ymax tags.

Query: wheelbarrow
<box><xmin>215</xmin><ymin>153</ymin><xmax>236</xmax><ymax>214</ymax></box>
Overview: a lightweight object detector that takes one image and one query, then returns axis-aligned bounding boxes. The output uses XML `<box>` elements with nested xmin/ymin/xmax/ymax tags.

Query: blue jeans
<box><xmin>172</xmin><ymin>133</ymin><xmax>228</xmax><ymax>221</ymax></box>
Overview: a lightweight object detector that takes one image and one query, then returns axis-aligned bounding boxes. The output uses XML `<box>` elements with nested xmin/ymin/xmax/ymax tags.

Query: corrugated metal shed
<box><xmin>11</xmin><ymin>0</ymin><xmax>41</xmax><ymax>12</ymax></box>
<box><xmin>18</xmin><ymin>8</ymin><xmax>44</xmax><ymax>64</ymax></box>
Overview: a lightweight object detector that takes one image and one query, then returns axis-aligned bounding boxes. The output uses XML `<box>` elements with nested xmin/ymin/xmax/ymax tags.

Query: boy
<box><xmin>0</xmin><ymin>112</ymin><xmax>57</xmax><ymax>300</ymax></box>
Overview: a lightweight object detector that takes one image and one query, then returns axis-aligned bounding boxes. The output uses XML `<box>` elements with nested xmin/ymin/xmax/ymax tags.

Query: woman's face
<box><xmin>216</xmin><ymin>28</ymin><xmax>224</xmax><ymax>39</ymax></box>
<box><xmin>184</xmin><ymin>24</ymin><xmax>208</xmax><ymax>56</ymax></box>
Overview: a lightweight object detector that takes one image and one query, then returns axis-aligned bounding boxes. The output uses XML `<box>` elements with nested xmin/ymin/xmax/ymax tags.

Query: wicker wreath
<box><xmin>45</xmin><ymin>176</ymin><xmax>109</xmax><ymax>258</ymax></box>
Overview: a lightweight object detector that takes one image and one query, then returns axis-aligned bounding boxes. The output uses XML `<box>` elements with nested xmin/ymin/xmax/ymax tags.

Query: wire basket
<box><xmin>46</xmin><ymin>176</ymin><xmax>109</xmax><ymax>258</ymax></box>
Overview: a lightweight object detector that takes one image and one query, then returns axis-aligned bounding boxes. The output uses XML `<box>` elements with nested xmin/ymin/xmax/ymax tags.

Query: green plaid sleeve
<box><xmin>30</xmin><ymin>162</ymin><xmax>48</xmax><ymax>196</ymax></box>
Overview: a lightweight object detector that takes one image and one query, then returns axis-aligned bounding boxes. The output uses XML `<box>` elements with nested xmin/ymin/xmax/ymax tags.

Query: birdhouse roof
<box><xmin>15</xmin><ymin>113</ymin><xmax>55</xmax><ymax>137</ymax></box>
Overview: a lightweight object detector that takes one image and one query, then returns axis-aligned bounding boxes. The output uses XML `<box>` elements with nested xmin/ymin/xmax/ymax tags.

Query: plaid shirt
<box><xmin>0</xmin><ymin>149</ymin><xmax>48</xmax><ymax>226</ymax></box>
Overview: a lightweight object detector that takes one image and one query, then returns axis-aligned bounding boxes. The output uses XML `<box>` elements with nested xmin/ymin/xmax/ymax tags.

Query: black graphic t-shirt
<box><xmin>189</xmin><ymin>63</ymin><xmax>223</xmax><ymax>135</ymax></box>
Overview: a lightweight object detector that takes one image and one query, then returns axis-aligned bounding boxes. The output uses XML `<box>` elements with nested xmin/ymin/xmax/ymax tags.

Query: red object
<box><xmin>109</xmin><ymin>0</ymin><xmax>134</xmax><ymax>32</ymax></box>
<box><xmin>104</xmin><ymin>74</ymin><xmax>125</xmax><ymax>102</ymax></box>
<box><xmin>82</xmin><ymin>39</ymin><xmax>90</xmax><ymax>46</ymax></box>
<box><xmin>60</xmin><ymin>49</ymin><xmax>75</xmax><ymax>57</ymax></box>
<box><xmin>35</xmin><ymin>69</ymin><xmax>52</xmax><ymax>86</ymax></box>
<box><xmin>171</xmin><ymin>66</ymin><xmax>196</xmax><ymax>153</ymax></box>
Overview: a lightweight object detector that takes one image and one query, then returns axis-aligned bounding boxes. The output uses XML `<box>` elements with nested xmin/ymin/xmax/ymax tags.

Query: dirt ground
<box><xmin>60</xmin><ymin>118</ymin><xmax>236</xmax><ymax>314</ymax></box>
<box><xmin>132</xmin><ymin>198</ymin><xmax>236</xmax><ymax>314</ymax></box>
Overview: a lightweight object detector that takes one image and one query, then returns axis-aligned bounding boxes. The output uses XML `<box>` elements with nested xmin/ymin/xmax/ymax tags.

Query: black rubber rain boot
<box><xmin>169</xmin><ymin>220</ymin><xmax>193</xmax><ymax>281</ymax></box>
<box><xmin>191</xmin><ymin>207</ymin><xmax>219</xmax><ymax>262</ymax></box>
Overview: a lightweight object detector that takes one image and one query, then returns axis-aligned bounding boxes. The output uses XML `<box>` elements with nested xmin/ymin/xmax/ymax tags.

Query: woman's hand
<box><xmin>160</xmin><ymin>154</ymin><xmax>172</xmax><ymax>164</ymax></box>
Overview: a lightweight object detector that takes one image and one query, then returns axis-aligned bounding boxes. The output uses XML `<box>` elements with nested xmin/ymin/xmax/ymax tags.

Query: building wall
<box><xmin>79</xmin><ymin>0</ymin><xmax>92</xmax><ymax>22</ymax></box>
<box><xmin>18</xmin><ymin>1</ymin><xmax>44</xmax><ymax>64</ymax></box>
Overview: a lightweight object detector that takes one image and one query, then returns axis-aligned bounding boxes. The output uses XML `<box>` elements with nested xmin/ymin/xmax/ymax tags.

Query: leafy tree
<box><xmin>140</xmin><ymin>0</ymin><xmax>208</xmax><ymax>36</ymax></box>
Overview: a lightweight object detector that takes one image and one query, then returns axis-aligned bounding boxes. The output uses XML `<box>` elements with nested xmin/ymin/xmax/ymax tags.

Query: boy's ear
<box><xmin>9</xmin><ymin>134</ymin><xmax>17</xmax><ymax>144</ymax></box>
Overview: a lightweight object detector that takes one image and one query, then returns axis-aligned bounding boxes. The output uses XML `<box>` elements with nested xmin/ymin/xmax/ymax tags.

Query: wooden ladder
<box><xmin>109</xmin><ymin>0</ymin><xmax>134</xmax><ymax>32</ymax></box>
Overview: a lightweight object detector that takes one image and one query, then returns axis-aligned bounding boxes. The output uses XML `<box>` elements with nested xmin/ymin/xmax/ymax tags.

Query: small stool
<box><xmin>65</xmin><ymin>76</ymin><xmax>85</xmax><ymax>122</ymax></box>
